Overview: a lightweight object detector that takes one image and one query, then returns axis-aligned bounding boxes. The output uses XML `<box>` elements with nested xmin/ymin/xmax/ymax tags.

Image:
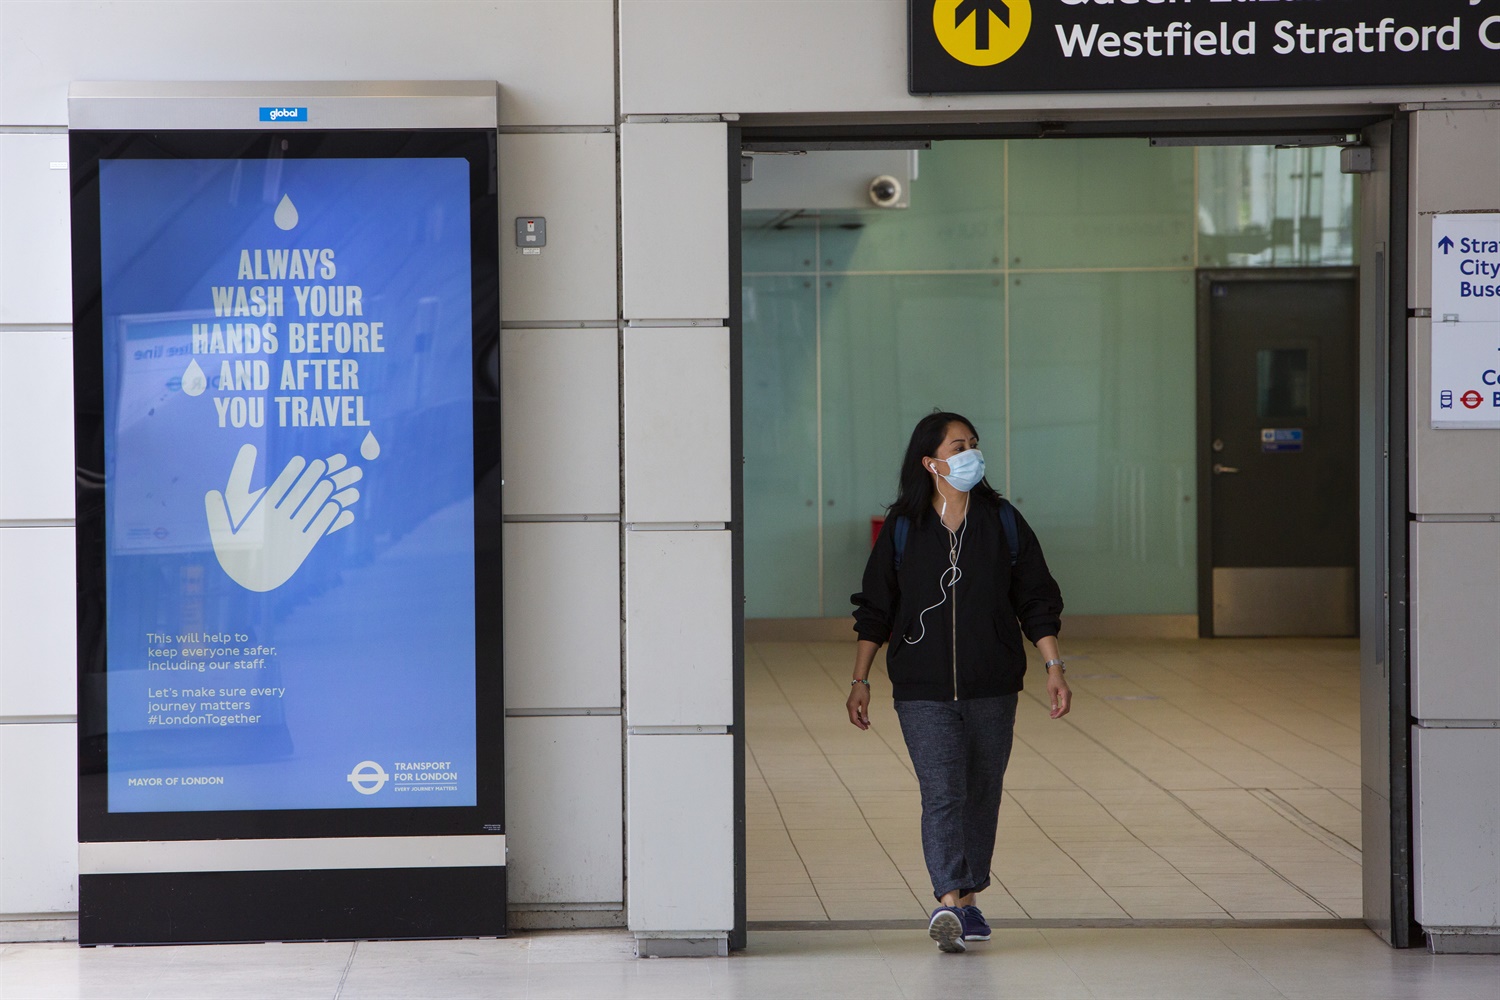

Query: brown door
<box><xmin>1199</xmin><ymin>270</ymin><xmax>1360</xmax><ymax>637</ymax></box>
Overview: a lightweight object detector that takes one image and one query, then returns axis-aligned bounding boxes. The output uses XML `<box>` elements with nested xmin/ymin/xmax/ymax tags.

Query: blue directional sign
<box><xmin>1430</xmin><ymin>216</ymin><xmax>1500</xmax><ymax>428</ymax></box>
<box><xmin>1433</xmin><ymin>217</ymin><xmax>1500</xmax><ymax>323</ymax></box>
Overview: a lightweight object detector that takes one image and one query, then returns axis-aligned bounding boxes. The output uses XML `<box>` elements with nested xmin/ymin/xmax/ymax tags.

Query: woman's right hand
<box><xmin>846</xmin><ymin>682</ymin><xmax>871</xmax><ymax>730</ymax></box>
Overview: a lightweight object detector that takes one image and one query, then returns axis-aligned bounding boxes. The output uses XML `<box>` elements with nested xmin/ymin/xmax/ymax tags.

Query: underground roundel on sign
<box><xmin>347</xmin><ymin>760</ymin><xmax>389</xmax><ymax>795</ymax></box>
<box><xmin>934</xmin><ymin>0</ymin><xmax>1032</xmax><ymax>66</ymax></box>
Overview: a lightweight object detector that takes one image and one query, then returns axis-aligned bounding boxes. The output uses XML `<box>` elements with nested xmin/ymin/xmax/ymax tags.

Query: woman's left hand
<box><xmin>1047</xmin><ymin>668</ymin><xmax>1072</xmax><ymax>720</ymax></box>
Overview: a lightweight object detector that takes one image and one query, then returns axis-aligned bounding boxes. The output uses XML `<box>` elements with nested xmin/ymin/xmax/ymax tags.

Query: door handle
<box><xmin>1213</xmin><ymin>463</ymin><xmax>1240</xmax><ymax>475</ymax></box>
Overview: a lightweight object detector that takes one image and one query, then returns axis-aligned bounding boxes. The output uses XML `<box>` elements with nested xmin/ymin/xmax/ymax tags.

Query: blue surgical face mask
<box><xmin>934</xmin><ymin>449</ymin><xmax>985</xmax><ymax>492</ymax></box>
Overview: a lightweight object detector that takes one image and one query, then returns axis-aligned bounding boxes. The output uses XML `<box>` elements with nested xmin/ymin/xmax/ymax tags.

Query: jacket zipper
<box><xmin>951</xmin><ymin>545</ymin><xmax>959</xmax><ymax>701</ymax></box>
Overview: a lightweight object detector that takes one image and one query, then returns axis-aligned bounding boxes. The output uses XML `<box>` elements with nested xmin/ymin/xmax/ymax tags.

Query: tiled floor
<box><xmin>5</xmin><ymin>927</ymin><xmax>1499</xmax><ymax>999</ymax></box>
<box><xmin>747</xmin><ymin>638</ymin><xmax>1363</xmax><ymax>924</ymax></box>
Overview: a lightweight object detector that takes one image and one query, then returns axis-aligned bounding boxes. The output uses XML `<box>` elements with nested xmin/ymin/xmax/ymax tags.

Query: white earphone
<box><xmin>903</xmin><ymin>498</ymin><xmax>968</xmax><ymax>646</ymax></box>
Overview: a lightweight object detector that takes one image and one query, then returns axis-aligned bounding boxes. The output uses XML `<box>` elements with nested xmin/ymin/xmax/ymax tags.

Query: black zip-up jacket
<box><xmin>851</xmin><ymin>498</ymin><xmax>1063</xmax><ymax>701</ymax></box>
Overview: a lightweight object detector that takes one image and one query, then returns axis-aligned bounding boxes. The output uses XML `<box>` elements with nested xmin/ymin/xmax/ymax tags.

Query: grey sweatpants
<box><xmin>894</xmin><ymin>694</ymin><xmax>1019</xmax><ymax>902</ymax></box>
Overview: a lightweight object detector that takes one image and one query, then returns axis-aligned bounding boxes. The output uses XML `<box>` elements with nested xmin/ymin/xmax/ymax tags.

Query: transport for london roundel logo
<box><xmin>933</xmin><ymin>0</ymin><xmax>1032</xmax><ymax>67</ymax></box>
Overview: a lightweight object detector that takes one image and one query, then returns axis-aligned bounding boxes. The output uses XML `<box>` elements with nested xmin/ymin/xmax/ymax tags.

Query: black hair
<box><xmin>888</xmin><ymin>410</ymin><xmax>1002</xmax><ymax>523</ymax></box>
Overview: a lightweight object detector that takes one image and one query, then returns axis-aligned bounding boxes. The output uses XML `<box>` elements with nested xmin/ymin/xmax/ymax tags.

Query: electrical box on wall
<box><xmin>741</xmin><ymin>149</ymin><xmax>916</xmax><ymax>213</ymax></box>
<box><xmin>516</xmin><ymin>215</ymin><xmax>546</xmax><ymax>252</ymax></box>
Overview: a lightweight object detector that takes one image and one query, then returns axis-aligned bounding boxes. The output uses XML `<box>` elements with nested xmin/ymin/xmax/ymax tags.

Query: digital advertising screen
<box><xmin>72</xmin><ymin>130</ymin><xmax>502</xmax><ymax>841</ymax></box>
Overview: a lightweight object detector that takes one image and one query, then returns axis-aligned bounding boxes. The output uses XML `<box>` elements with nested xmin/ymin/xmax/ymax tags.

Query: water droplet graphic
<box><xmin>182</xmin><ymin>358</ymin><xmax>208</xmax><ymax>396</ymax></box>
<box><xmin>360</xmin><ymin>431</ymin><xmax>380</xmax><ymax>461</ymax></box>
<box><xmin>274</xmin><ymin>194</ymin><xmax>299</xmax><ymax>230</ymax></box>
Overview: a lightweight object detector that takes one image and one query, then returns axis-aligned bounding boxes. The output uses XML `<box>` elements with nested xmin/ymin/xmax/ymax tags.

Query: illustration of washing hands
<box><xmin>205</xmin><ymin>443</ymin><xmax>364</xmax><ymax>592</ymax></box>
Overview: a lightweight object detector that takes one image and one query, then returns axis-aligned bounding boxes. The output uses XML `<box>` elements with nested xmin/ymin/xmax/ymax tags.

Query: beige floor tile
<box><xmin>746</xmin><ymin>638</ymin><xmax>1361</xmax><ymax>923</ymax></box>
<box><xmin>1080</xmin><ymin>865</ymin><xmax>1196</xmax><ymax>887</ymax></box>
<box><xmin>1103</xmin><ymin>884</ymin><xmax>1228</xmax><ymax>915</ymax></box>
<box><xmin>1223</xmin><ymin>909</ymin><xmax>1336</xmax><ymax>921</ymax></box>
<box><xmin>998</xmin><ymin>873</ymin><xmax>1106</xmax><ymax>891</ymax></box>
<box><xmin>748</xmin><ymin>899</ymin><xmax>830</xmax><ymax>920</ymax></box>
<box><xmin>820</xmin><ymin>898</ymin><xmax>929</xmax><ymax>920</ymax></box>
<box><xmin>1015</xmin><ymin>897</ymin><xmax>1131</xmax><ymax>919</ymax></box>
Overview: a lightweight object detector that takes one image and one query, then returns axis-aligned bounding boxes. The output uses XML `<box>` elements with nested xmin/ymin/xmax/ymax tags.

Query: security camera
<box><xmin>868</xmin><ymin>175</ymin><xmax>903</xmax><ymax>208</ymax></box>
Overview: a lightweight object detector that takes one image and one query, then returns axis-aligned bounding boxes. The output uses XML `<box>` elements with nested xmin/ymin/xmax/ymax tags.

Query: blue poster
<box><xmin>100</xmin><ymin>157</ymin><xmax>477</xmax><ymax>811</ymax></box>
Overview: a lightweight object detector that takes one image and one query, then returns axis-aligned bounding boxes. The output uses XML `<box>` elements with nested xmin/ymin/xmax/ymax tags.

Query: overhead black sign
<box><xmin>911</xmin><ymin>0</ymin><xmax>1500</xmax><ymax>95</ymax></box>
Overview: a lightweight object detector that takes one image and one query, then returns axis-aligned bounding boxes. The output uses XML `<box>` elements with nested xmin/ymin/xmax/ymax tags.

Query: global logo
<box><xmin>347</xmin><ymin>760</ymin><xmax>389</xmax><ymax>795</ymax></box>
<box><xmin>258</xmin><ymin>106</ymin><xmax>309</xmax><ymax>122</ymax></box>
<box><xmin>934</xmin><ymin>0</ymin><xmax>1032</xmax><ymax>67</ymax></box>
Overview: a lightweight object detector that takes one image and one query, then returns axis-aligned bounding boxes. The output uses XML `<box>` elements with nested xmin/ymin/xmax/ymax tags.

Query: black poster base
<box><xmin>79</xmin><ymin>866</ymin><xmax>507</xmax><ymax>945</ymax></box>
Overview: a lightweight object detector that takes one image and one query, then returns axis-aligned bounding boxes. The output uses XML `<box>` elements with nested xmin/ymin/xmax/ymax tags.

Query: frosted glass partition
<box><xmin>742</xmin><ymin>139</ymin><xmax>1357</xmax><ymax>620</ymax></box>
<box><xmin>1198</xmin><ymin>146</ymin><xmax>1357</xmax><ymax>268</ymax></box>
<box><xmin>820</xmin><ymin>274</ymin><xmax>1006</xmax><ymax>612</ymax></box>
<box><xmin>1008</xmin><ymin>140</ymin><xmax>1195</xmax><ymax>270</ymax></box>
<box><xmin>1009</xmin><ymin>271</ymin><xmax>1197</xmax><ymax>615</ymax></box>
<box><xmin>821</xmin><ymin>142</ymin><xmax>1005</xmax><ymax>273</ymax></box>
<box><xmin>742</xmin><ymin>274</ymin><xmax>819</xmax><ymax>617</ymax></box>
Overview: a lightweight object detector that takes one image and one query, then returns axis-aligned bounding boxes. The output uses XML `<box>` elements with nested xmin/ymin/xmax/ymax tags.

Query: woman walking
<box><xmin>847</xmin><ymin>411</ymin><xmax>1069</xmax><ymax>953</ymax></box>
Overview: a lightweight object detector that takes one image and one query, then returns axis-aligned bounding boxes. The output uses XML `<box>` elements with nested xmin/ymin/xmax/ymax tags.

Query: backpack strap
<box><xmin>895</xmin><ymin>506</ymin><xmax>1015</xmax><ymax>570</ymax></box>
<box><xmin>999</xmin><ymin>499</ymin><xmax>1019</xmax><ymax>568</ymax></box>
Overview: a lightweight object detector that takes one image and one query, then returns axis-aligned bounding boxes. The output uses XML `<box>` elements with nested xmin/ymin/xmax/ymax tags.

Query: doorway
<box><xmin>1198</xmin><ymin>270</ymin><xmax>1360</xmax><ymax>637</ymax></box>
<box><xmin>731</xmin><ymin>122</ymin><xmax>1407</xmax><ymax>941</ymax></box>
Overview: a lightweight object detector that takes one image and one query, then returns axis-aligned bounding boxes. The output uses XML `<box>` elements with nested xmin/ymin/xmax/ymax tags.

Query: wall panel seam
<box><xmin>623</xmin><ymin>319</ymin><xmax>727</xmax><ymax>327</ymax></box>
<box><xmin>741</xmin><ymin>267</ymin><xmax>1197</xmax><ymax>278</ymax></box>
<box><xmin>505</xmin><ymin>708</ymin><xmax>621</xmax><ymax>717</ymax></box>
<box><xmin>501</xmin><ymin>321</ymin><xmax>622</xmax><ymax>330</ymax></box>
<box><xmin>0</xmin><ymin>716</ymin><xmax>77</xmax><ymax>725</ymax></box>
<box><xmin>502</xmin><ymin>514</ymin><xmax>620</xmax><ymax>523</ymax></box>
<box><xmin>498</xmin><ymin>126</ymin><xmax>615</xmax><ymax>134</ymax></box>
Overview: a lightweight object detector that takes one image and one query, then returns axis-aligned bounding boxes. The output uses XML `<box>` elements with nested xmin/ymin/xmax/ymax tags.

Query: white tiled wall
<box><xmin>620</xmin><ymin>123</ymin><xmax>729</xmax><ymax>322</ymax></box>
<box><xmin>505</xmin><ymin>716</ymin><xmax>622</xmax><ymax>906</ymax></box>
<box><xmin>0</xmin><ymin>331</ymin><xmax>74</xmax><ymax>521</ymax></box>
<box><xmin>622</xmin><ymin>327</ymin><xmax>730</xmax><ymax>523</ymax></box>
<box><xmin>624</xmin><ymin>530</ymin><xmax>731</xmax><ymax>727</ymax></box>
<box><xmin>0</xmin><ymin>528</ymin><xmax>75</xmax><ymax>717</ymax></box>
<box><xmin>1411</xmin><ymin>521</ymin><xmax>1500</xmax><ymax>721</ymax></box>
<box><xmin>618</xmin><ymin>118</ymin><xmax>736</xmax><ymax>940</ymax></box>
<box><xmin>0</xmin><ymin>134</ymin><xmax>72</xmax><ymax>326</ymax></box>
<box><xmin>0</xmin><ymin>121</ymin><xmax>78</xmax><ymax>934</ymax></box>
<box><xmin>1414</xmin><ymin>727</ymin><xmax>1500</xmax><ymax>928</ymax></box>
<box><xmin>0</xmin><ymin>0</ymin><xmax>738</xmax><ymax>946</ymax></box>
<box><xmin>504</xmin><ymin>522</ymin><xmax>621</xmax><ymax>712</ymax></box>
<box><xmin>499</xmin><ymin>133</ymin><xmax>619</xmax><ymax>324</ymax></box>
<box><xmin>0</xmin><ymin>0</ymin><xmax>632</xmax><ymax>935</ymax></box>
<box><xmin>0</xmin><ymin>723</ymin><xmax>78</xmax><ymax>914</ymax></box>
<box><xmin>625</xmin><ymin>732</ymin><xmax>733</xmax><ymax>932</ymax></box>
<box><xmin>500</xmin><ymin>328</ymin><xmax>619</xmax><ymax>517</ymax></box>
<box><xmin>1</xmin><ymin>2</ymin><xmax>616</xmax><ymax>127</ymax></box>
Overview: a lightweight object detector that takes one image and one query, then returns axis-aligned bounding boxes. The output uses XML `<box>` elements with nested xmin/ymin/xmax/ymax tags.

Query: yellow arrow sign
<box><xmin>933</xmin><ymin>0</ymin><xmax>1032</xmax><ymax>67</ymax></box>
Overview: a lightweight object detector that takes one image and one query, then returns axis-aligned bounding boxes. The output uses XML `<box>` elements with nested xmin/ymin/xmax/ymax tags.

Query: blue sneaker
<box><xmin>961</xmin><ymin>904</ymin><xmax>991</xmax><ymax>942</ymax></box>
<box><xmin>928</xmin><ymin>906</ymin><xmax>966</xmax><ymax>953</ymax></box>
